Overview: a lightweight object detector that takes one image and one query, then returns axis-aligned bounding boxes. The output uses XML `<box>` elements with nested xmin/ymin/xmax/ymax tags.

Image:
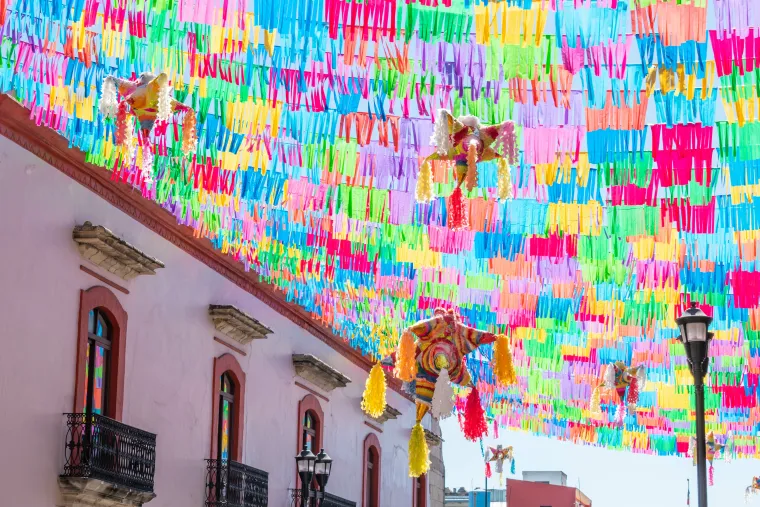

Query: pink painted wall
<box><xmin>0</xmin><ymin>135</ymin><xmax>421</xmax><ymax>507</ymax></box>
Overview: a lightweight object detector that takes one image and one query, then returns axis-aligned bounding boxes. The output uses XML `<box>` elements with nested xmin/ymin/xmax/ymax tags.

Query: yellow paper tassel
<box><xmin>465</xmin><ymin>142</ymin><xmax>478</xmax><ymax>192</ymax></box>
<box><xmin>589</xmin><ymin>385</ymin><xmax>602</xmax><ymax>418</ymax></box>
<box><xmin>415</xmin><ymin>159</ymin><xmax>435</xmax><ymax>203</ymax></box>
<box><xmin>182</xmin><ymin>109</ymin><xmax>197</xmax><ymax>156</ymax></box>
<box><xmin>497</xmin><ymin>158</ymin><xmax>513</xmax><ymax>200</ymax></box>
<box><xmin>361</xmin><ymin>363</ymin><xmax>387</xmax><ymax>418</ymax></box>
<box><xmin>408</xmin><ymin>422</ymin><xmax>431</xmax><ymax>478</ymax></box>
<box><xmin>394</xmin><ymin>330</ymin><xmax>418</xmax><ymax>382</ymax></box>
<box><xmin>492</xmin><ymin>334</ymin><xmax>517</xmax><ymax>386</ymax></box>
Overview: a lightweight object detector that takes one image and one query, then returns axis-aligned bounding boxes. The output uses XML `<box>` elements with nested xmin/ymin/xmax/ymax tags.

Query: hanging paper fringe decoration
<box><xmin>626</xmin><ymin>377</ymin><xmax>640</xmax><ymax>410</ymax></box>
<box><xmin>465</xmin><ymin>142</ymin><xmax>478</xmax><ymax>192</ymax></box>
<box><xmin>141</xmin><ymin>142</ymin><xmax>154</xmax><ymax>184</ymax></box>
<box><xmin>415</xmin><ymin>160</ymin><xmax>435</xmax><ymax>203</ymax></box>
<box><xmin>99</xmin><ymin>78</ymin><xmax>118</xmax><ymax>120</ymax></box>
<box><xmin>510</xmin><ymin>457</ymin><xmax>516</xmax><ymax>475</ymax></box>
<box><xmin>431</xmin><ymin>109</ymin><xmax>453</xmax><ymax>155</ymax></box>
<box><xmin>494</xmin><ymin>419</ymin><xmax>499</xmax><ymax>439</ymax></box>
<box><xmin>394</xmin><ymin>330</ymin><xmax>418</xmax><ymax>382</ymax></box>
<box><xmin>361</xmin><ymin>363</ymin><xmax>387</xmax><ymax>418</ymax></box>
<box><xmin>447</xmin><ymin>186</ymin><xmax>468</xmax><ymax>231</ymax></box>
<box><xmin>710</xmin><ymin>465</ymin><xmax>714</xmax><ymax>486</ymax></box>
<box><xmin>157</xmin><ymin>80</ymin><xmax>173</xmax><ymax>123</ymax></box>
<box><xmin>497</xmin><ymin>159</ymin><xmax>513</xmax><ymax>201</ymax></box>
<box><xmin>463</xmin><ymin>387</ymin><xmax>488</xmax><ymax>442</ymax></box>
<box><xmin>181</xmin><ymin>110</ymin><xmax>197</xmax><ymax>157</ymax></box>
<box><xmin>408</xmin><ymin>422</ymin><xmax>430</xmax><ymax>478</ymax></box>
<box><xmin>485</xmin><ymin>462</ymin><xmax>492</xmax><ymax>479</ymax></box>
<box><xmin>589</xmin><ymin>385</ymin><xmax>602</xmax><ymax>418</ymax></box>
<box><xmin>492</xmin><ymin>334</ymin><xmax>517</xmax><ymax>386</ymax></box>
<box><xmin>614</xmin><ymin>403</ymin><xmax>626</xmax><ymax>423</ymax></box>
<box><xmin>431</xmin><ymin>368</ymin><xmax>455</xmax><ymax>420</ymax></box>
<box><xmin>604</xmin><ymin>364</ymin><xmax>615</xmax><ymax>389</ymax></box>
<box><xmin>115</xmin><ymin>102</ymin><xmax>130</xmax><ymax>146</ymax></box>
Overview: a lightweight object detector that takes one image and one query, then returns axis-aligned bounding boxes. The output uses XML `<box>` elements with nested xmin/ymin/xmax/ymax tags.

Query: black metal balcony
<box><xmin>60</xmin><ymin>412</ymin><xmax>156</xmax><ymax>492</ymax></box>
<box><xmin>289</xmin><ymin>489</ymin><xmax>356</xmax><ymax>507</ymax></box>
<box><xmin>206</xmin><ymin>459</ymin><xmax>269</xmax><ymax>507</ymax></box>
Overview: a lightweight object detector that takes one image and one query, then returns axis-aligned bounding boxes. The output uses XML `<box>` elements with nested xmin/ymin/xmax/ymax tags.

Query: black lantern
<box><xmin>676</xmin><ymin>301</ymin><xmax>713</xmax><ymax>507</ymax></box>
<box><xmin>676</xmin><ymin>302</ymin><xmax>714</xmax><ymax>378</ymax></box>
<box><xmin>296</xmin><ymin>445</ymin><xmax>316</xmax><ymax>507</ymax></box>
<box><xmin>314</xmin><ymin>448</ymin><xmax>333</xmax><ymax>492</ymax></box>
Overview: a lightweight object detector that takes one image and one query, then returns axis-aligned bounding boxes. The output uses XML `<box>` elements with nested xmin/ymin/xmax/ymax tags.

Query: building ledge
<box><xmin>292</xmin><ymin>354</ymin><xmax>351</xmax><ymax>392</ymax></box>
<box><xmin>370</xmin><ymin>404</ymin><xmax>401</xmax><ymax>424</ymax></box>
<box><xmin>73</xmin><ymin>222</ymin><xmax>164</xmax><ymax>281</ymax></box>
<box><xmin>424</xmin><ymin>428</ymin><xmax>443</xmax><ymax>447</ymax></box>
<box><xmin>209</xmin><ymin>305</ymin><xmax>273</xmax><ymax>345</ymax></box>
<box><xmin>58</xmin><ymin>477</ymin><xmax>156</xmax><ymax>507</ymax></box>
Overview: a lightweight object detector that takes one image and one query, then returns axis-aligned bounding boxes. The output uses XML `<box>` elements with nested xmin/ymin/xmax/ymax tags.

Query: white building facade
<box><xmin>0</xmin><ymin>125</ymin><xmax>442</xmax><ymax>507</ymax></box>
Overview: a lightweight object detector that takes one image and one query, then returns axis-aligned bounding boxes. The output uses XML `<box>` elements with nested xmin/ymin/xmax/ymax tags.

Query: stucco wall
<box><xmin>0</xmin><ymin>135</ymin><xmax>420</xmax><ymax>507</ymax></box>
<box><xmin>506</xmin><ymin>479</ymin><xmax>576</xmax><ymax>507</ymax></box>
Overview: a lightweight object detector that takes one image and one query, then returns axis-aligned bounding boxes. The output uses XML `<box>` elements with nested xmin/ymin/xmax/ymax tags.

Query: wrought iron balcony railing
<box><xmin>206</xmin><ymin>459</ymin><xmax>269</xmax><ymax>507</ymax></box>
<box><xmin>61</xmin><ymin>412</ymin><xmax>157</xmax><ymax>492</ymax></box>
<box><xmin>289</xmin><ymin>489</ymin><xmax>357</xmax><ymax>507</ymax></box>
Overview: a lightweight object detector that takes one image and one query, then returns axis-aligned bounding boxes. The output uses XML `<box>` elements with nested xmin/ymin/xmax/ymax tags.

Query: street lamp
<box><xmin>314</xmin><ymin>448</ymin><xmax>333</xmax><ymax>504</ymax></box>
<box><xmin>296</xmin><ymin>445</ymin><xmax>316</xmax><ymax>507</ymax></box>
<box><xmin>676</xmin><ymin>302</ymin><xmax>714</xmax><ymax>507</ymax></box>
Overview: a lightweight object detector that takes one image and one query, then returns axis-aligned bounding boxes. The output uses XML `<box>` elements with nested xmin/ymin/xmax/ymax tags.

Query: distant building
<box><xmin>506</xmin><ymin>478</ymin><xmax>592</xmax><ymax>507</ymax></box>
<box><xmin>521</xmin><ymin>471</ymin><xmax>568</xmax><ymax>486</ymax></box>
<box><xmin>468</xmin><ymin>489</ymin><xmax>506</xmax><ymax>507</ymax></box>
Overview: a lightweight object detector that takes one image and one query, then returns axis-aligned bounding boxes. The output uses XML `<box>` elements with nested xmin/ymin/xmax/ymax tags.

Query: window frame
<box><xmin>210</xmin><ymin>354</ymin><xmax>246</xmax><ymax>462</ymax></box>
<box><xmin>74</xmin><ymin>286</ymin><xmax>127</xmax><ymax>421</ymax></box>
<box><xmin>296</xmin><ymin>394</ymin><xmax>324</xmax><ymax>488</ymax></box>
<box><xmin>413</xmin><ymin>474</ymin><xmax>427</xmax><ymax>507</ymax></box>
<box><xmin>362</xmin><ymin>433</ymin><xmax>381</xmax><ymax>507</ymax></box>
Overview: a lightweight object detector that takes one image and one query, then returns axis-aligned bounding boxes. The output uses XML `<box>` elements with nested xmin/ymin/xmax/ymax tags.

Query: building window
<box><xmin>414</xmin><ymin>474</ymin><xmax>427</xmax><ymax>507</ymax></box>
<box><xmin>303</xmin><ymin>411</ymin><xmax>317</xmax><ymax>452</ymax></box>
<box><xmin>218</xmin><ymin>373</ymin><xmax>235</xmax><ymax>460</ymax></box>
<box><xmin>74</xmin><ymin>287</ymin><xmax>127</xmax><ymax>420</ymax></box>
<box><xmin>362</xmin><ymin>434</ymin><xmax>381</xmax><ymax>507</ymax></box>
<box><xmin>211</xmin><ymin>354</ymin><xmax>246</xmax><ymax>461</ymax></box>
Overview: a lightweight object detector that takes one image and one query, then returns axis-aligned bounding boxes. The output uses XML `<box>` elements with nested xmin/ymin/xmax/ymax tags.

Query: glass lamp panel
<box><xmin>685</xmin><ymin>321</ymin><xmax>707</xmax><ymax>342</ymax></box>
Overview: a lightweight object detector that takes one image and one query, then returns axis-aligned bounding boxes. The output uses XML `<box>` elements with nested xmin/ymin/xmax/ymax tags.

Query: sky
<box><xmin>441</xmin><ymin>417</ymin><xmax>759</xmax><ymax>507</ymax></box>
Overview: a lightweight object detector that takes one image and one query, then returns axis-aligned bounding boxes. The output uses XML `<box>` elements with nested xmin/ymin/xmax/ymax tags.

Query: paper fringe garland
<box><xmin>394</xmin><ymin>330</ymin><xmax>418</xmax><ymax>382</ymax></box>
<box><xmin>415</xmin><ymin>159</ymin><xmax>435</xmax><ymax>203</ymax></box>
<box><xmin>463</xmin><ymin>386</ymin><xmax>488</xmax><ymax>442</ymax></box>
<box><xmin>431</xmin><ymin>368</ymin><xmax>455</xmax><ymax>419</ymax></box>
<box><xmin>360</xmin><ymin>363</ymin><xmax>387</xmax><ymax>418</ymax></box>
<box><xmin>408</xmin><ymin>422</ymin><xmax>431</xmax><ymax>478</ymax></box>
<box><xmin>492</xmin><ymin>334</ymin><xmax>517</xmax><ymax>386</ymax></box>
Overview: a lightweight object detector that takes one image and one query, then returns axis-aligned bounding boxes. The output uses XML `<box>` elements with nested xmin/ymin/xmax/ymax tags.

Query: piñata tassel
<box><xmin>614</xmin><ymin>403</ymin><xmax>626</xmax><ymax>423</ymax></box>
<box><xmin>361</xmin><ymin>363</ymin><xmax>387</xmax><ymax>418</ymax></box>
<box><xmin>447</xmin><ymin>186</ymin><xmax>468</xmax><ymax>231</ymax></box>
<box><xmin>465</xmin><ymin>142</ymin><xmax>478</xmax><ymax>192</ymax></box>
<box><xmin>157</xmin><ymin>80</ymin><xmax>173</xmax><ymax>123</ymax></box>
<box><xmin>709</xmin><ymin>465</ymin><xmax>714</xmax><ymax>486</ymax></box>
<box><xmin>141</xmin><ymin>142</ymin><xmax>154</xmax><ymax>184</ymax></box>
<box><xmin>431</xmin><ymin>368</ymin><xmax>455</xmax><ymax>420</ymax></box>
<box><xmin>589</xmin><ymin>385</ymin><xmax>602</xmax><ymax>417</ymax></box>
<box><xmin>431</xmin><ymin>109</ymin><xmax>453</xmax><ymax>155</ymax></box>
<box><xmin>510</xmin><ymin>458</ymin><xmax>516</xmax><ymax>475</ymax></box>
<box><xmin>485</xmin><ymin>462</ymin><xmax>492</xmax><ymax>479</ymax></box>
<box><xmin>115</xmin><ymin>102</ymin><xmax>129</xmax><ymax>146</ymax></box>
<box><xmin>408</xmin><ymin>422</ymin><xmax>430</xmax><ymax>478</ymax></box>
<box><xmin>604</xmin><ymin>363</ymin><xmax>616</xmax><ymax>389</ymax></box>
<box><xmin>99</xmin><ymin>78</ymin><xmax>118</xmax><ymax>119</ymax></box>
<box><xmin>394</xmin><ymin>330</ymin><xmax>418</xmax><ymax>382</ymax></box>
<box><xmin>497</xmin><ymin>158</ymin><xmax>513</xmax><ymax>200</ymax></box>
<box><xmin>493</xmin><ymin>334</ymin><xmax>517</xmax><ymax>386</ymax></box>
<box><xmin>494</xmin><ymin>419</ymin><xmax>499</xmax><ymax>438</ymax></box>
<box><xmin>181</xmin><ymin>109</ymin><xmax>197</xmax><ymax>156</ymax></box>
<box><xmin>416</xmin><ymin>159</ymin><xmax>435</xmax><ymax>203</ymax></box>
<box><xmin>463</xmin><ymin>387</ymin><xmax>488</xmax><ymax>442</ymax></box>
<box><xmin>626</xmin><ymin>377</ymin><xmax>639</xmax><ymax>410</ymax></box>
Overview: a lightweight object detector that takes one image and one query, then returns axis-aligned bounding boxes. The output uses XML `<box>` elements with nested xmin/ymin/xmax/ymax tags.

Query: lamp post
<box><xmin>295</xmin><ymin>446</ymin><xmax>333</xmax><ymax>507</ymax></box>
<box><xmin>676</xmin><ymin>302</ymin><xmax>714</xmax><ymax>507</ymax></box>
<box><xmin>296</xmin><ymin>445</ymin><xmax>316</xmax><ymax>507</ymax></box>
<box><xmin>315</xmin><ymin>449</ymin><xmax>333</xmax><ymax>505</ymax></box>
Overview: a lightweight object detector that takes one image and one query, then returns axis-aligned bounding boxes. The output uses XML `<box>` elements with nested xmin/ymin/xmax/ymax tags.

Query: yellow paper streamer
<box><xmin>394</xmin><ymin>330</ymin><xmax>418</xmax><ymax>382</ymax></box>
<box><xmin>408</xmin><ymin>421</ymin><xmax>431</xmax><ymax>478</ymax></box>
<box><xmin>361</xmin><ymin>363</ymin><xmax>387</xmax><ymax>418</ymax></box>
<box><xmin>493</xmin><ymin>334</ymin><xmax>517</xmax><ymax>386</ymax></box>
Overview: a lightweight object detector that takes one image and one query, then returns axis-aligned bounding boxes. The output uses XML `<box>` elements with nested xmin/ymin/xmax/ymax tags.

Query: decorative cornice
<box><xmin>424</xmin><ymin>428</ymin><xmax>443</xmax><ymax>447</ymax></box>
<box><xmin>73</xmin><ymin>221</ymin><xmax>164</xmax><ymax>280</ymax></box>
<box><xmin>292</xmin><ymin>354</ymin><xmax>351</xmax><ymax>392</ymax></box>
<box><xmin>209</xmin><ymin>305</ymin><xmax>273</xmax><ymax>344</ymax></box>
<box><xmin>0</xmin><ymin>95</ymin><xmax>411</xmax><ymax>403</ymax></box>
<box><xmin>370</xmin><ymin>404</ymin><xmax>402</xmax><ymax>424</ymax></box>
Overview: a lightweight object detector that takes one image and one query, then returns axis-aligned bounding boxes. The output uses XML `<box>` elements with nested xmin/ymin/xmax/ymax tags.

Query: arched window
<box><xmin>83</xmin><ymin>309</ymin><xmax>112</xmax><ymax>415</ymax></box>
<box><xmin>218</xmin><ymin>373</ymin><xmax>236</xmax><ymax>461</ymax></box>
<box><xmin>75</xmin><ymin>287</ymin><xmax>127</xmax><ymax>420</ymax></box>
<box><xmin>413</xmin><ymin>474</ymin><xmax>427</xmax><ymax>507</ymax></box>
<box><xmin>362</xmin><ymin>434</ymin><xmax>381</xmax><ymax>507</ymax></box>
<box><xmin>211</xmin><ymin>354</ymin><xmax>246</xmax><ymax>461</ymax></box>
<box><xmin>302</xmin><ymin>411</ymin><xmax>317</xmax><ymax>452</ymax></box>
